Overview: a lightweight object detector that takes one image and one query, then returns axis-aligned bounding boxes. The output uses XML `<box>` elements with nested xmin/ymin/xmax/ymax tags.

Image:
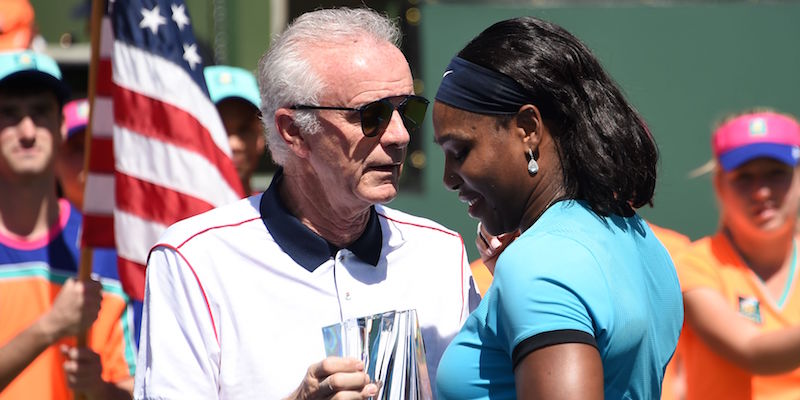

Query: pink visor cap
<box><xmin>63</xmin><ymin>98</ymin><xmax>89</xmax><ymax>140</ymax></box>
<box><xmin>712</xmin><ymin>112</ymin><xmax>800</xmax><ymax>171</ymax></box>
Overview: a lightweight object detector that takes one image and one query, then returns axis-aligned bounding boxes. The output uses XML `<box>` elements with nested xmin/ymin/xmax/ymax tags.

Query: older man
<box><xmin>134</xmin><ymin>8</ymin><xmax>479</xmax><ymax>400</ymax></box>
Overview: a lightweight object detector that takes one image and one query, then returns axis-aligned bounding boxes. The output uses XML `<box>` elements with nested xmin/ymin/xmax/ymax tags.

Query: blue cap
<box><xmin>0</xmin><ymin>50</ymin><xmax>70</xmax><ymax>104</ymax></box>
<box><xmin>204</xmin><ymin>65</ymin><xmax>261</xmax><ymax>109</ymax></box>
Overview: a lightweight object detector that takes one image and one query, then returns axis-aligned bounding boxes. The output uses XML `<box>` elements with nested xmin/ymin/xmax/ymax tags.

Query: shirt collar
<box><xmin>260</xmin><ymin>168</ymin><xmax>382</xmax><ymax>272</ymax></box>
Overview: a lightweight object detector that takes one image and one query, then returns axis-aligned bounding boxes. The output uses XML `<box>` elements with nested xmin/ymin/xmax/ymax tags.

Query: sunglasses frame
<box><xmin>290</xmin><ymin>95</ymin><xmax>429</xmax><ymax>137</ymax></box>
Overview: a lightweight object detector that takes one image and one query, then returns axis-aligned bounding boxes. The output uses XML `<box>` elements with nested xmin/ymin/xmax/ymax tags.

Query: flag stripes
<box><xmin>82</xmin><ymin>0</ymin><xmax>244</xmax><ymax>301</ymax></box>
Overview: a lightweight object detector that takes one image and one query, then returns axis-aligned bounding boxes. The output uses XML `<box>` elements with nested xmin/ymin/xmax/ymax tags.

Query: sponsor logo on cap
<box><xmin>17</xmin><ymin>52</ymin><xmax>33</xmax><ymax>67</ymax></box>
<box><xmin>77</xmin><ymin>101</ymin><xmax>90</xmax><ymax>119</ymax></box>
<box><xmin>749</xmin><ymin>118</ymin><xmax>767</xmax><ymax>138</ymax></box>
<box><xmin>219</xmin><ymin>71</ymin><xmax>233</xmax><ymax>85</ymax></box>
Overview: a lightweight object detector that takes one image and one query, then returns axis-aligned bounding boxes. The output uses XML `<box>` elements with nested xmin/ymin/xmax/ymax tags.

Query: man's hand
<box><xmin>39</xmin><ymin>278</ymin><xmax>102</xmax><ymax>341</ymax></box>
<box><xmin>61</xmin><ymin>345</ymin><xmax>103</xmax><ymax>396</ymax></box>
<box><xmin>285</xmin><ymin>357</ymin><xmax>378</xmax><ymax>400</ymax></box>
<box><xmin>61</xmin><ymin>345</ymin><xmax>134</xmax><ymax>400</ymax></box>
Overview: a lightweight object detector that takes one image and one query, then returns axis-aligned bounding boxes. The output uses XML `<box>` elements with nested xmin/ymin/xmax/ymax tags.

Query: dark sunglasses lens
<box><xmin>360</xmin><ymin>100</ymin><xmax>393</xmax><ymax>137</ymax></box>
<box><xmin>400</xmin><ymin>98</ymin><xmax>428</xmax><ymax>132</ymax></box>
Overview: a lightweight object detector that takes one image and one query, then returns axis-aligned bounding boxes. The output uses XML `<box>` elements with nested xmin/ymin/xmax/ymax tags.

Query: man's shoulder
<box><xmin>375</xmin><ymin>204</ymin><xmax>460</xmax><ymax>240</ymax></box>
<box><xmin>155</xmin><ymin>195</ymin><xmax>263</xmax><ymax>249</ymax></box>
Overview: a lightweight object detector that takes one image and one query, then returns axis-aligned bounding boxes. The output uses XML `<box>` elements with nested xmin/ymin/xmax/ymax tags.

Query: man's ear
<box><xmin>514</xmin><ymin>104</ymin><xmax>544</xmax><ymax>149</ymax></box>
<box><xmin>275</xmin><ymin>108</ymin><xmax>310</xmax><ymax>158</ymax></box>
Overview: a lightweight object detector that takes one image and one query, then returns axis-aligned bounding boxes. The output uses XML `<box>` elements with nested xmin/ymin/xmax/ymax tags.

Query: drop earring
<box><xmin>527</xmin><ymin>149</ymin><xmax>539</xmax><ymax>176</ymax></box>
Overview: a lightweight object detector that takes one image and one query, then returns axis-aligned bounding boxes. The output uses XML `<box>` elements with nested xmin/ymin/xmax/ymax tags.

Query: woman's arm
<box><xmin>514</xmin><ymin>342</ymin><xmax>604</xmax><ymax>400</ymax></box>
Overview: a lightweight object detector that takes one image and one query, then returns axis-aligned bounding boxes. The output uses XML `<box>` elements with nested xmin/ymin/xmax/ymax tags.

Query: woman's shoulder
<box><xmin>495</xmin><ymin>228</ymin><xmax>604</xmax><ymax>286</ymax></box>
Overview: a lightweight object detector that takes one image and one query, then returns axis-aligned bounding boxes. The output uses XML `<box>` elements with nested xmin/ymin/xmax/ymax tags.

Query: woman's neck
<box><xmin>725</xmin><ymin>226</ymin><xmax>795</xmax><ymax>281</ymax></box>
<box><xmin>519</xmin><ymin>170</ymin><xmax>567</xmax><ymax>233</ymax></box>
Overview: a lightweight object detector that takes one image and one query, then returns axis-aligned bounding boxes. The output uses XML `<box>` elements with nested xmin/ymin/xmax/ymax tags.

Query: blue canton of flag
<box><xmin>110</xmin><ymin>0</ymin><xmax>209</xmax><ymax>94</ymax></box>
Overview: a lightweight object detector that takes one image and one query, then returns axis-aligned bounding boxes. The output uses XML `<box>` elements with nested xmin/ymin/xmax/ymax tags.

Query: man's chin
<box><xmin>360</xmin><ymin>185</ymin><xmax>399</xmax><ymax>205</ymax></box>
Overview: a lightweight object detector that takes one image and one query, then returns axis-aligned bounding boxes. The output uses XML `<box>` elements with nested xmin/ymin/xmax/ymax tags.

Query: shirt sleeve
<box><xmin>133</xmin><ymin>245</ymin><xmax>221</xmax><ymax>400</ymax></box>
<box><xmin>674</xmin><ymin>243</ymin><xmax>722</xmax><ymax>293</ymax></box>
<box><xmin>491</xmin><ymin>233</ymin><xmax>606</xmax><ymax>360</ymax></box>
<box><xmin>91</xmin><ymin>284</ymin><xmax>137</xmax><ymax>384</ymax></box>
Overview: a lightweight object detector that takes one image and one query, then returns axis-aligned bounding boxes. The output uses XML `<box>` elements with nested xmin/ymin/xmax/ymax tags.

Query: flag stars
<box><xmin>140</xmin><ymin>5</ymin><xmax>166</xmax><ymax>34</ymax></box>
<box><xmin>171</xmin><ymin>4</ymin><xmax>190</xmax><ymax>31</ymax></box>
<box><xmin>183</xmin><ymin>43</ymin><xmax>201</xmax><ymax>70</ymax></box>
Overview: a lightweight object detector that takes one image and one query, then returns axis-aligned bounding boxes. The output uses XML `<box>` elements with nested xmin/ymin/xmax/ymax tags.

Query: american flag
<box><xmin>83</xmin><ymin>0</ymin><xmax>245</xmax><ymax>301</ymax></box>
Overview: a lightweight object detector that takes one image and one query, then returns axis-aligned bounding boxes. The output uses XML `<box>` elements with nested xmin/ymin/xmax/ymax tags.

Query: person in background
<box><xmin>0</xmin><ymin>0</ymin><xmax>35</xmax><ymax>50</ymax></box>
<box><xmin>54</xmin><ymin>98</ymin><xmax>143</xmax><ymax>347</ymax></box>
<box><xmin>205</xmin><ymin>65</ymin><xmax>266</xmax><ymax>195</ymax></box>
<box><xmin>0</xmin><ymin>51</ymin><xmax>135</xmax><ymax>399</ymax></box>
<box><xmin>55</xmin><ymin>98</ymin><xmax>89</xmax><ymax>210</ymax></box>
<box><xmin>134</xmin><ymin>8</ymin><xmax>478</xmax><ymax>399</ymax></box>
<box><xmin>677</xmin><ymin>109</ymin><xmax>800</xmax><ymax>400</ymax></box>
<box><xmin>432</xmin><ymin>16</ymin><xmax>682</xmax><ymax>398</ymax></box>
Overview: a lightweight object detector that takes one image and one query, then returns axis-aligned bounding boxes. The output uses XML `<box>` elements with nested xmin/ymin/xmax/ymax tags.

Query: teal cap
<box><xmin>0</xmin><ymin>50</ymin><xmax>69</xmax><ymax>104</ymax></box>
<box><xmin>204</xmin><ymin>65</ymin><xmax>261</xmax><ymax>109</ymax></box>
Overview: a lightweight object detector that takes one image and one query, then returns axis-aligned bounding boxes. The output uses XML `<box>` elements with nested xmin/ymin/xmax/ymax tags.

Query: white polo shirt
<box><xmin>133</xmin><ymin>170</ymin><xmax>480</xmax><ymax>400</ymax></box>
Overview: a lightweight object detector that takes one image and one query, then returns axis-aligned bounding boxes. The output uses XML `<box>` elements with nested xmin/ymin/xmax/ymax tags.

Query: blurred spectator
<box><xmin>0</xmin><ymin>51</ymin><xmax>134</xmax><ymax>400</ymax></box>
<box><xmin>677</xmin><ymin>109</ymin><xmax>800</xmax><ymax>400</ymax></box>
<box><xmin>205</xmin><ymin>65</ymin><xmax>266</xmax><ymax>195</ymax></box>
<box><xmin>0</xmin><ymin>0</ymin><xmax>34</xmax><ymax>50</ymax></box>
<box><xmin>56</xmin><ymin>98</ymin><xmax>89</xmax><ymax>209</ymax></box>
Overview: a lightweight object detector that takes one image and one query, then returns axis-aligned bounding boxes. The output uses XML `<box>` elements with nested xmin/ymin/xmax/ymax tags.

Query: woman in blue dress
<box><xmin>432</xmin><ymin>16</ymin><xmax>683</xmax><ymax>399</ymax></box>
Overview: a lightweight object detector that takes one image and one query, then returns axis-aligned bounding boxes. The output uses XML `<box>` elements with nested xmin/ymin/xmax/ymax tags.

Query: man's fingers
<box><xmin>312</xmin><ymin>356</ymin><xmax>365</xmax><ymax>378</ymax></box>
<box><xmin>322</xmin><ymin>371</ymin><xmax>371</xmax><ymax>394</ymax></box>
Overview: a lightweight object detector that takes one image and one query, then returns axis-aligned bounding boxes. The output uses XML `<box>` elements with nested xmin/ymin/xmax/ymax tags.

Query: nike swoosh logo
<box><xmin>442</xmin><ymin>70</ymin><xmax>454</xmax><ymax>78</ymax></box>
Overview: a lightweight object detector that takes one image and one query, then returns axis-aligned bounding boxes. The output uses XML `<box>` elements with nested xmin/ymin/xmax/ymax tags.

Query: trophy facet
<box><xmin>322</xmin><ymin>309</ymin><xmax>433</xmax><ymax>400</ymax></box>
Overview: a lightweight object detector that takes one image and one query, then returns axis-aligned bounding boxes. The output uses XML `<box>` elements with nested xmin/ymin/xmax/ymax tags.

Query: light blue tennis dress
<box><xmin>436</xmin><ymin>200</ymin><xmax>683</xmax><ymax>399</ymax></box>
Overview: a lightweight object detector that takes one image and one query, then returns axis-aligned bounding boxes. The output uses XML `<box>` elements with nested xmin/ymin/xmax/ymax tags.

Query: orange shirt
<box><xmin>0</xmin><ymin>200</ymin><xmax>136</xmax><ymax>400</ymax></box>
<box><xmin>469</xmin><ymin>258</ymin><xmax>493</xmax><ymax>297</ymax></box>
<box><xmin>648</xmin><ymin>224</ymin><xmax>691</xmax><ymax>400</ymax></box>
<box><xmin>676</xmin><ymin>232</ymin><xmax>800</xmax><ymax>400</ymax></box>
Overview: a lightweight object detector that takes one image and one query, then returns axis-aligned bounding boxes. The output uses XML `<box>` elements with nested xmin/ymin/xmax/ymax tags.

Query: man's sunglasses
<box><xmin>290</xmin><ymin>95</ymin><xmax>429</xmax><ymax>137</ymax></box>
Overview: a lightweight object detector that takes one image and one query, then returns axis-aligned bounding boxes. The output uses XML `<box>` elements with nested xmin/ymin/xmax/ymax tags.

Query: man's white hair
<box><xmin>256</xmin><ymin>8</ymin><xmax>401</xmax><ymax>165</ymax></box>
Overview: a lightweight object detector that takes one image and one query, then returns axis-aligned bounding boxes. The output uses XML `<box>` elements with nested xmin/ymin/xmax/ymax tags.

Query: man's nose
<box><xmin>379</xmin><ymin>110</ymin><xmax>410</xmax><ymax>148</ymax></box>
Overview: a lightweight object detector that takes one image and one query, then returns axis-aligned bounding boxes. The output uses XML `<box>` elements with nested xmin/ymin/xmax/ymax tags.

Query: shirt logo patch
<box><xmin>738</xmin><ymin>296</ymin><xmax>762</xmax><ymax>324</ymax></box>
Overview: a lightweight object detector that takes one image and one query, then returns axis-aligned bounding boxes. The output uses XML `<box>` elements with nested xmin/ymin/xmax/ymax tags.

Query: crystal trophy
<box><xmin>322</xmin><ymin>309</ymin><xmax>433</xmax><ymax>400</ymax></box>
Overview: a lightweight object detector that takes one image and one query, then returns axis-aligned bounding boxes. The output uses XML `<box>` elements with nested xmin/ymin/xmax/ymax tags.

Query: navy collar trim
<box><xmin>260</xmin><ymin>168</ymin><xmax>382</xmax><ymax>272</ymax></box>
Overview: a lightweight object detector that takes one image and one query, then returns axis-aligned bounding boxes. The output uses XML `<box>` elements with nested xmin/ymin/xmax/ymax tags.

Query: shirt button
<box><xmin>345</xmin><ymin>292</ymin><xmax>351</xmax><ymax>300</ymax></box>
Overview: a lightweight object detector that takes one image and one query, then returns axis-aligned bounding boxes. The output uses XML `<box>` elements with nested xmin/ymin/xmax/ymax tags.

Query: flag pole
<box><xmin>79</xmin><ymin>0</ymin><xmax>104</xmax><ymax>322</ymax></box>
<box><xmin>73</xmin><ymin>0</ymin><xmax>105</xmax><ymax>398</ymax></box>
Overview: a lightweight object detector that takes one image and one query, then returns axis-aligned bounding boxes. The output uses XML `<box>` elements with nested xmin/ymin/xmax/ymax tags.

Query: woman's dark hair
<box><xmin>458</xmin><ymin>16</ymin><xmax>657</xmax><ymax>217</ymax></box>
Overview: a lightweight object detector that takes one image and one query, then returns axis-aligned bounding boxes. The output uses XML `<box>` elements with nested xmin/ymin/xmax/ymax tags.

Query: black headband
<box><xmin>435</xmin><ymin>56</ymin><xmax>532</xmax><ymax>115</ymax></box>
